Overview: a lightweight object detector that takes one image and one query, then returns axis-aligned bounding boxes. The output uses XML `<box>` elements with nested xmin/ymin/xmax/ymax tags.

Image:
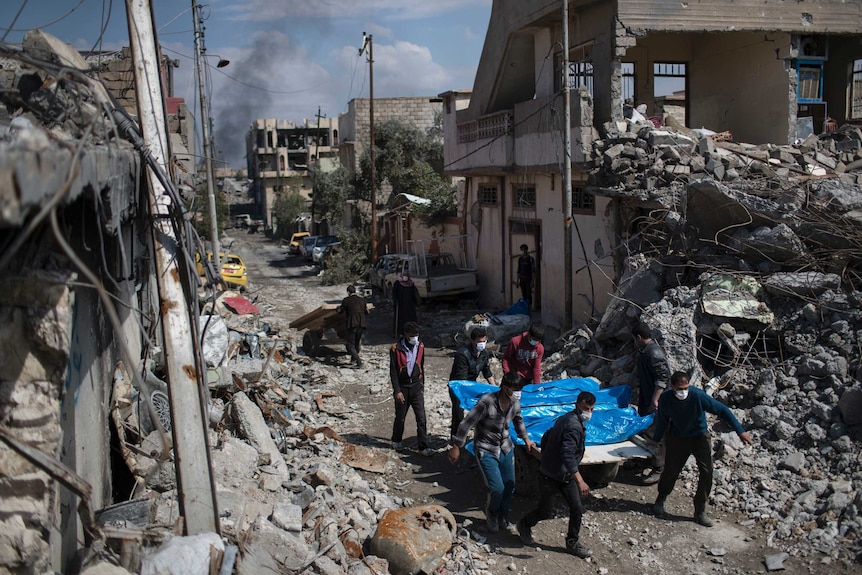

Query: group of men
<box><xmin>339</xmin><ymin>283</ymin><xmax>752</xmax><ymax>559</ymax></box>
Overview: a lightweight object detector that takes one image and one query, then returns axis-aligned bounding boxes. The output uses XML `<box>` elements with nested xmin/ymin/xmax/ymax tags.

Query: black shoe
<box><xmin>694</xmin><ymin>512</ymin><xmax>714</xmax><ymax>527</ymax></box>
<box><xmin>653</xmin><ymin>497</ymin><xmax>667</xmax><ymax>516</ymax></box>
<box><xmin>642</xmin><ymin>469</ymin><xmax>662</xmax><ymax>485</ymax></box>
<box><xmin>517</xmin><ymin>519</ymin><xmax>535</xmax><ymax>545</ymax></box>
<box><xmin>565</xmin><ymin>539</ymin><xmax>592</xmax><ymax>558</ymax></box>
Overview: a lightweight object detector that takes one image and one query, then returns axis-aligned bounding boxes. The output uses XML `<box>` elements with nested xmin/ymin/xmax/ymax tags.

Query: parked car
<box><xmin>195</xmin><ymin>252</ymin><xmax>249</xmax><ymax>291</ymax></box>
<box><xmin>232</xmin><ymin>214</ymin><xmax>252</xmax><ymax>228</ymax></box>
<box><xmin>299</xmin><ymin>235</ymin><xmax>319</xmax><ymax>259</ymax></box>
<box><xmin>368</xmin><ymin>253</ymin><xmax>409</xmax><ymax>289</ymax></box>
<box><xmin>287</xmin><ymin>231</ymin><xmax>310</xmax><ymax>254</ymax></box>
<box><xmin>309</xmin><ymin>235</ymin><xmax>340</xmax><ymax>262</ymax></box>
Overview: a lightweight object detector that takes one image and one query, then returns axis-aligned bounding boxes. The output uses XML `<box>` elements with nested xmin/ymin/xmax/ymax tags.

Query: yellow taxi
<box><xmin>288</xmin><ymin>231</ymin><xmax>310</xmax><ymax>254</ymax></box>
<box><xmin>196</xmin><ymin>252</ymin><xmax>249</xmax><ymax>290</ymax></box>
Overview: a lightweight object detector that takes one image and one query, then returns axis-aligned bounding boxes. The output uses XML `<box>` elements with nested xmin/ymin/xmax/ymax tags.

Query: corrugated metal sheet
<box><xmin>618</xmin><ymin>0</ymin><xmax>862</xmax><ymax>34</ymax></box>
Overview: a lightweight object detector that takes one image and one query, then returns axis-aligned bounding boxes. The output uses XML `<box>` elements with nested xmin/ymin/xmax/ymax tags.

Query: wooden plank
<box><xmin>582</xmin><ymin>440</ymin><xmax>652</xmax><ymax>465</ymax></box>
<box><xmin>289</xmin><ymin>304</ymin><xmax>339</xmax><ymax>330</ymax></box>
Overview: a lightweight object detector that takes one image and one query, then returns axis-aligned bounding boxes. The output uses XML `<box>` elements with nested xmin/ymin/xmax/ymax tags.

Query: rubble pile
<box><xmin>542</xmin><ymin>119</ymin><xmax>862</xmax><ymax>564</ymax></box>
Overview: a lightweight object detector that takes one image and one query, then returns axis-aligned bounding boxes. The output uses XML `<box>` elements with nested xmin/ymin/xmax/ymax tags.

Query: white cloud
<box><xmin>463</xmin><ymin>27</ymin><xmax>477</xmax><ymax>41</ymax></box>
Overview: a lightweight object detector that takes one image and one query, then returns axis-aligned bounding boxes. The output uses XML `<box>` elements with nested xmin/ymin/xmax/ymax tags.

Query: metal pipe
<box><xmin>562</xmin><ymin>0</ymin><xmax>573</xmax><ymax>330</ymax></box>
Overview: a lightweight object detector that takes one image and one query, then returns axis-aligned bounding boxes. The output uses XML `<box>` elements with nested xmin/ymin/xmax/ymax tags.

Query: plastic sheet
<box><xmin>449</xmin><ymin>378</ymin><xmax>653</xmax><ymax>448</ymax></box>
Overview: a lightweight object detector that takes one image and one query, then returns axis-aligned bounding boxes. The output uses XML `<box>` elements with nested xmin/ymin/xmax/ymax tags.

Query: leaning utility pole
<box><xmin>192</xmin><ymin>1</ymin><xmax>220</xmax><ymax>271</ymax></box>
<box><xmin>561</xmin><ymin>0</ymin><xmax>574</xmax><ymax>330</ymax></box>
<box><xmin>311</xmin><ymin>106</ymin><xmax>325</xmax><ymax>235</ymax></box>
<box><xmin>125</xmin><ymin>0</ymin><xmax>219</xmax><ymax>534</ymax></box>
<box><xmin>360</xmin><ymin>32</ymin><xmax>377</xmax><ymax>262</ymax></box>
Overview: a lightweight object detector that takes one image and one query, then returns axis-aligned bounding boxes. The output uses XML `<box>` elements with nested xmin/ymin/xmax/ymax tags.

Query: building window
<box><xmin>654</xmin><ymin>62</ymin><xmax>686</xmax><ymax>99</ymax></box>
<box><xmin>572</xmin><ymin>186</ymin><xmax>595</xmax><ymax>214</ymax></box>
<box><xmin>850</xmin><ymin>59</ymin><xmax>862</xmax><ymax>119</ymax></box>
<box><xmin>513</xmin><ymin>185</ymin><xmax>536</xmax><ymax>208</ymax></box>
<box><xmin>622</xmin><ymin>62</ymin><xmax>635</xmax><ymax>102</ymax></box>
<box><xmin>479</xmin><ymin>185</ymin><xmax>498</xmax><ymax>205</ymax></box>
<box><xmin>555</xmin><ymin>45</ymin><xmax>593</xmax><ymax>94</ymax></box>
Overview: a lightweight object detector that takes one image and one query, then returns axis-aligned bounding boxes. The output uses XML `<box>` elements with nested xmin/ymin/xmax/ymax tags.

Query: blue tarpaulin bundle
<box><xmin>449</xmin><ymin>377</ymin><xmax>653</xmax><ymax>448</ymax></box>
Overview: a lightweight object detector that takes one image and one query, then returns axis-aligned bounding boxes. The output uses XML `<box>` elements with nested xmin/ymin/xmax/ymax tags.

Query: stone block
<box><xmin>270</xmin><ymin>503</ymin><xmax>303</xmax><ymax>533</ymax></box>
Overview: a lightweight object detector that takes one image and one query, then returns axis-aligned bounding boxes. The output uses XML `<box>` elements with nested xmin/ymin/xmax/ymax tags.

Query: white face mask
<box><xmin>529</xmin><ymin>339</ymin><xmax>540</xmax><ymax>347</ymax></box>
<box><xmin>579</xmin><ymin>411</ymin><xmax>592</xmax><ymax>422</ymax></box>
<box><xmin>511</xmin><ymin>391</ymin><xmax>522</xmax><ymax>400</ymax></box>
<box><xmin>674</xmin><ymin>389</ymin><xmax>689</xmax><ymax>400</ymax></box>
<box><xmin>475</xmin><ymin>341</ymin><xmax>487</xmax><ymax>351</ymax></box>
<box><xmin>401</xmin><ymin>275</ymin><xmax>409</xmax><ymax>282</ymax></box>
<box><xmin>408</xmin><ymin>336</ymin><xmax>419</xmax><ymax>346</ymax></box>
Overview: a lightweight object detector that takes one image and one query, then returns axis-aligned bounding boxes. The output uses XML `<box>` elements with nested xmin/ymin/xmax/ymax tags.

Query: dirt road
<box><xmin>227</xmin><ymin>229</ymin><xmax>851</xmax><ymax>575</ymax></box>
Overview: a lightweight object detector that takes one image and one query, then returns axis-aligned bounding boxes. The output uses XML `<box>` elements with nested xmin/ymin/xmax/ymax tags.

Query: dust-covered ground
<box><xmin>226</xmin><ymin>228</ymin><xmax>853</xmax><ymax>575</ymax></box>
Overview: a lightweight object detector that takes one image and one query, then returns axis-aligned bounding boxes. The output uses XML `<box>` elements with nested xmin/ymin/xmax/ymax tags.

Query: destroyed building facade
<box><xmin>441</xmin><ymin>0</ymin><xmax>862</xmax><ymax>331</ymax></box>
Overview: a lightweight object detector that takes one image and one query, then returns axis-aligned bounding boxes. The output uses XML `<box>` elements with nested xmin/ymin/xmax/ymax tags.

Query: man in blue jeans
<box><xmin>517</xmin><ymin>391</ymin><xmax>596</xmax><ymax>558</ymax></box>
<box><xmin>448</xmin><ymin>372</ymin><xmax>537</xmax><ymax>533</ymax></box>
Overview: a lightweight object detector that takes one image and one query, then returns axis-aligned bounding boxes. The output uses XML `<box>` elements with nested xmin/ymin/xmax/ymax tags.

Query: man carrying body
<box><xmin>652</xmin><ymin>371</ymin><xmax>752</xmax><ymax>527</ymax></box>
<box><xmin>389</xmin><ymin>322</ymin><xmax>431</xmax><ymax>456</ymax></box>
<box><xmin>338</xmin><ymin>285</ymin><xmax>368</xmax><ymax>368</ymax></box>
<box><xmin>633</xmin><ymin>322</ymin><xmax>670</xmax><ymax>484</ymax></box>
<box><xmin>502</xmin><ymin>324</ymin><xmax>544</xmax><ymax>385</ymax></box>
<box><xmin>448</xmin><ymin>327</ymin><xmax>496</xmax><ymax>438</ymax></box>
<box><xmin>517</xmin><ymin>391</ymin><xmax>596</xmax><ymax>559</ymax></box>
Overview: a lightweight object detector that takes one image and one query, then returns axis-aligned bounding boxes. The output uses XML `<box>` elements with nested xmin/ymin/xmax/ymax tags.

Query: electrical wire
<box><xmin>1</xmin><ymin>0</ymin><xmax>85</xmax><ymax>37</ymax></box>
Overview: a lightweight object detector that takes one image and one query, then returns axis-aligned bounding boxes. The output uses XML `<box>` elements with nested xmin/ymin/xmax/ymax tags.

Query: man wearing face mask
<box><xmin>448</xmin><ymin>327</ymin><xmax>497</xmax><ymax>438</ymax></box>
<box><xmin>392</xmin><ymin>271</ymin><xmax>420</xmax><ymax>338</ymax></box>
<box><xmin>651</xmin><ymin>371</ymin><xmax>752</xmax><ymax>527</ymax></box>
<box><xmin>448</xmin><ymin>372</ymin><xmax>537</xmax><ymax>534</ymax></box>
<box><xmin>633</xmin><ymin>322</ymin><xmax>670</xmax><ymax>485</ymax></box>
<box><xmin>389</xmin><ymin>322</ymin><xmax>431</xmax><ymax>456</ymax></box>
<box><xmin>517</xmin><ymin>391</ymin><xmax>596</xmax><ymax>558</ymax></box>
<box><xmin>502</xmin><ymin>324</ymin><xmax>545</xmax><ymax>384</ymax></box>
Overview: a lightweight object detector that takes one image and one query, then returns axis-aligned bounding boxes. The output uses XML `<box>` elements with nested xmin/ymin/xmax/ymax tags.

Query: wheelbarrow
<box><xmin>289</xmin><ymin>302</ymin><xmax>373</xmax><ymax>357</ymax></box>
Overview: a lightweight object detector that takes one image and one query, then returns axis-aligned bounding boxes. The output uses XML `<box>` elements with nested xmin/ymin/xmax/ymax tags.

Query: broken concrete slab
<box><xmin>140</xmin><ymin>532</ymin><xmax>223</xmax><ymax>575</ymax></box>
<box><xmin>700</xmin><ymin>274</ymin><xmax>774</xmax><ymax>327</ymax></box>
<box><xmin>728</xmin><ymin>224</ymin><xmax>806</xmax><ymax>264</ymax></box>
<box><xmin>246</xmin><ymin>516</ymin><xmax>313</xmax><ymax>572</ymax></box>
<box><xmin>762</xmin><ymin>272</ymin><xmax>841</xmax><ymax>298</ymax></box>
<box><xmin>229</xmin><ymin>393</ymin><xmax>288</xmax><ymax>480</ymax></box>
<box><xmin>764</xmin><ymin>551</ymin><xmax>789</xmax><ymax>571</ymax></box>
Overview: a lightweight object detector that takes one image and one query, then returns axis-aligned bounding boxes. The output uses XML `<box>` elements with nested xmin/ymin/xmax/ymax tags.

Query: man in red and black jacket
<box><xmin>502</xmin><ymin>324</ymin><xmax>545</xmax><ymax>384</ymax></box>
<box><xmin>389</xmin><ymin>322</ymin><xmax>431</xmax><ymax>455</ymax></box>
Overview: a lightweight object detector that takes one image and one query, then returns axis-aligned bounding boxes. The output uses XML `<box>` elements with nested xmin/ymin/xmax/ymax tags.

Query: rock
<box><xmin>779</xmin><ymin>452</ymin><xmax>806</xmax><ymax>473</ymax></box>
<box><xmin>838</xmin><ymin>390</ymin><xmax>862</xmax><ymax>425</ymax></box>
<box><xmin>247</xmin><ymin>517</ymin><xmax>313</xmax><ymax>572</ymax></box>
<box><xmin>772</xmin><ymin>420</ymin><xmax>795</xmax><ymax>440</ymax></box>
<box><xmin>762</xmin><ymin>272</ymin><xmax>841</xmax><ymax>298</ymax></box>
<box><xmin>304</xmin><ymin>463</ymin><xmax>336</xmax><ymax>487</ymax></box>
<box><xmin>140</xmin><ymin>532</ymin><xmax>224</xmax><ymax>575</ymax></box>
<box><xmin>230</xmin><ymin>392</ymin><xmax>289</xmax><ymax>480</ymax></box>
<box><xmin>270</xmin><ymin>503</ymin><xmax>303</xmax><ymax>533</ymax></box>
<box><xmin>751</xmin><ymin>405</ymin><xmax>781</xmax><ymax>428</ymax></box>
<box><xmin>764</xmin><ymin>552</ymin><xmax>789</xmax><ymax>571</ymax></box>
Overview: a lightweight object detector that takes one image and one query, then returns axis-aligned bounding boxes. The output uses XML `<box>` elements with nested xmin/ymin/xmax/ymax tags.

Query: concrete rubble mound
<box><xmin>542</xmin><ymin>117</ymin><xmax>862</xmax><ymax>565</ymax></box>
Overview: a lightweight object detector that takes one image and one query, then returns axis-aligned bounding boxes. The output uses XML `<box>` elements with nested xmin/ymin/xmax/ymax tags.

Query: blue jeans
<box><xmin>476</xmin><ymin>448</ymin><xmax>516</xmax><ymax>519</ymax></box>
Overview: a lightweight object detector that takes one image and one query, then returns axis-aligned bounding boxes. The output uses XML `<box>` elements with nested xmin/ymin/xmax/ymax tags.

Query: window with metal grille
<box><xmin>479</xmin><ymin>185</ymin><xmax>498</xmax><ymax>205</ymax></box>
<box><xmin>554</xmin><ymin>45</ymin><xmax>593</xmax><ymax>94</ymax></box>
<box><xmin>513</xmin><ymin>185</ymin><xmax>536</xmax><ymax>208</ymax></box>
<box><xmin>654</xmin><ymin>62</ymin><xmax>686</xmax><ymax>98</ymax></box>
<box><xmin>572</xmin><ymin>186</ymin><xmax>595</xmax><ymax>214</ymax></box>
<box><xmin>622</xmin><ymin>62</ymin><xmax>635</xmax><ymax>102</ymax></box>
<box><xmin>851</xmin><ymin>59</ymin><xmax>862</xmax><ymax>119</ymax></box>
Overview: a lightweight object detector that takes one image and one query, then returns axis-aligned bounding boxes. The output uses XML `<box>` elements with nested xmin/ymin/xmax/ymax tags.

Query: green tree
<box><xmin>271</xmin><ymin>189</ymin><xmax>307</xmax><ymax>237</ymax></box>
<box><xmin>310</xmin><ymin>164</ymin><xmax>354</xmax><ymax>225</ymax></box>
<box><xmin>186</xmin><ymin>180</ymin><xmax>228</xmax><ymax>242</ymax></box>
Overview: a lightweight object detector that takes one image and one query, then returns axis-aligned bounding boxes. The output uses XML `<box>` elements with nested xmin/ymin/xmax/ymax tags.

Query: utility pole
<box><xmin>312</xmin><ymin>106</ymin><xmax>325</xmax><ymax>235</ymax></box>
<box><xmin>360</xmin><ymin>32</ymin><xmax>376</xmax><ymax>262</ymax></box>
<box><xmin>561</xmin><ymin>0</ymin><xmax>573</xmax><ymax>330</ymax></box>
<box><xmin>125</xmin><ymin>0</ymin><xmax>219</xmax><ymax>534</ymax></box>
<box><xmin>193</xmin><ymin>1</ymin><xmax>219</xmax><ymax>271</ymax></box>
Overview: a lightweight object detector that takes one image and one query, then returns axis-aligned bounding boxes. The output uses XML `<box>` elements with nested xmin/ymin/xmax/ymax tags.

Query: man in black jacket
<box><xmin>517</xmin><ymin>391</ymin><xmax>596</xmax><ymax>558</ymax></box>
<box><xmin>389</xmin><ymin>322</ymin><xmax>430</xmax><ymax>456</ymax></box>
<box><xmin>634</xmin><ymin>322</ymin><xmax>670</xmax><ymax>484</ymax></box>
<box><xmin>338</xmin><ymin>285</ymin><xmax>368</xmax><ymax>368</ymax></box>
<box><xmin>448</xmin><ymin>327</ymin><xmax>497</xmax><ymax>437</ymax></box>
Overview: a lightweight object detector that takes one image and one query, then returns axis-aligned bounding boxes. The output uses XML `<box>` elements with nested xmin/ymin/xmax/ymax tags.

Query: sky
<box><xmin>0</xmin><ymin>0</ymin><xmax>493</xmax><ymax>168</ymax></box>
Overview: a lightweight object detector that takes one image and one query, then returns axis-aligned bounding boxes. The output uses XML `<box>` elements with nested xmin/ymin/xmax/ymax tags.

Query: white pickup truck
<box><xmin>384</xmin><ymin>252</ymin><xmax>479</xmax><ymax>301</ymax></box>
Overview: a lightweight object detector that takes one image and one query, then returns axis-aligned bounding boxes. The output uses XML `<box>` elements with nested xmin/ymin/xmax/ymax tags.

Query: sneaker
<box><xmin>517</xmin><ymin>519</ymin><xmax>535</xmax><ymax>545</ymax></box>
<box><xmin>694</xmin><ymin>512</ymin><xmax>714</xmax><ymax>527</ymax></box>
<box><xmin>565</xmin><ymin>539</ymin><xmax>592</xmax><ymax>558</ymax></box>
<box><xmin>486</xmin><ymin>515</ymin><xmax>500</xmax><ymax>533</ymax></box>
<box><xmin>642</xmin><ymin>469</ymin><xmax>662</xmax><ymax>485</ymax></box>
<box><xmin>419</xmin><ymin>447</ymin><xmax>434</xmax><ymax>457</ymax></box>
<box><xmin>652</xmin><ymin>497</ymin><xmax>667</xmax><ymax>516</ymax></box>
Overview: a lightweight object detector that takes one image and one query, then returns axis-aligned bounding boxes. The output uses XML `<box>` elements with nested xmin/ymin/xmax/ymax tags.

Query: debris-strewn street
<box><xmin>115</xmin><ymin>227</ymin><xmax>854</xmax><ymax>575</ymax></box>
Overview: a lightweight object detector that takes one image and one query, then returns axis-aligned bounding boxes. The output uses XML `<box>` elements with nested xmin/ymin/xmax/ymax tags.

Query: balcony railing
<box><xmin>458</xmin><ymin>111</ymin><xmax>513</xmax><ymax>143</ymax></box>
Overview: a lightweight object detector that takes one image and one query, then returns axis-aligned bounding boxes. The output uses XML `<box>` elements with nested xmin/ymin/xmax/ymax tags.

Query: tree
<box><xmin>186</xmin><ymin>180</ymin><xmax>228</xmax><ymax>243</ymax></box>
<box><xmin>310</xmin><ymin>164</ymin><xmax>354</xmax><ymax>225</ymax></box>
<box><xmin>357</xmin><ymin>119</ymin><xmax>456</xmax><ymax>226</ymax></box>
<box><xmin>271</xmin><ymin>189</ymin><xmax>306</xmax><ymax>237</ymax></box>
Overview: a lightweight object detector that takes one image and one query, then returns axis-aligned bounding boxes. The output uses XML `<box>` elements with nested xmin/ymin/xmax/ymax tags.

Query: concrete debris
<box><xmin>539</xmin><ymin>119</ymin><xmax>862</xmax><ymax>565</ymax></box>
<box><xmin>140</xmin><ymin>532</ymin><xmax>224</xmax><ymax>575</ymax></box>
<box><xmin>764</xmin><ymin>551</ymin><xmax>790</xmax><ymax>571</ymax></box>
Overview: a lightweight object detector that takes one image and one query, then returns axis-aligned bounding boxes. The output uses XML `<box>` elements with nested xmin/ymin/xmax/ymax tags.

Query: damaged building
<box><xmin>441</xmin><ymin>0</ymin><xmax>862</xmax><ymax>331</ymax></box>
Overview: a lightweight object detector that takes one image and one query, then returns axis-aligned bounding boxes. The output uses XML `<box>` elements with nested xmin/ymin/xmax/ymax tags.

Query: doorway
<box><xmin>509</xmin><ymin>220</ymin><xmax>541</xmax><ymax>311</ymax></box>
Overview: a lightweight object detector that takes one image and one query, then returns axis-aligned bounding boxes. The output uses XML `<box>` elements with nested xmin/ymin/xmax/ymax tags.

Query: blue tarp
<box><xmin>449</xmin><ymin>377</ymin><xmax>653</xmax><ymax>448</ymax></box>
